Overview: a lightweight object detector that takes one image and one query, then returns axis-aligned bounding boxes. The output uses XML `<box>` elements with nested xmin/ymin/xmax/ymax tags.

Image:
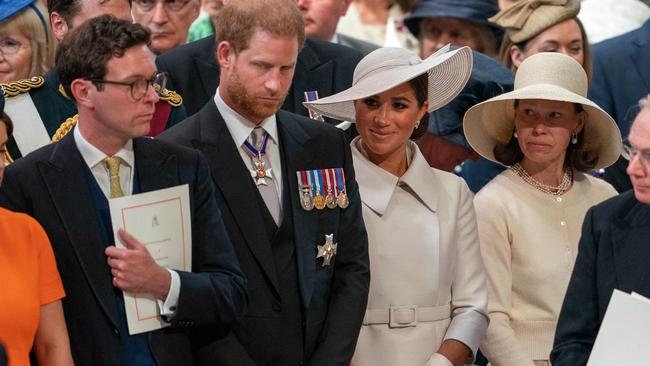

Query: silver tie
<box><xmin>248</xmin><ymin>127</ymin><xmax>281</xmax><ymax>225</ymax></box>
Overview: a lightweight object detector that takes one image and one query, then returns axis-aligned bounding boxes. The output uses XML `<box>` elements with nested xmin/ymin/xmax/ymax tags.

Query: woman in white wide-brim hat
<box><xmin>305</xmin><ymin>45</ymin><xmax>488</xmax><ymax>366</ymax></box>
<box><xmin>463</xmin><ymin>52</ymin><xmax>621</xmax><ymax>366</ymax></box>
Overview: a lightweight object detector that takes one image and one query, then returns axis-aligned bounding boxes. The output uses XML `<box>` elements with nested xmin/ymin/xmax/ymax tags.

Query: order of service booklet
<box><xmin>108</xmin><ymin>184</ymin><xmax>192</xmax><ymax>335</ymax></box>
<box><xmin>587</xmin><ymin>289</ymin><xmax>650</xmax><ymax>365</ymax></box>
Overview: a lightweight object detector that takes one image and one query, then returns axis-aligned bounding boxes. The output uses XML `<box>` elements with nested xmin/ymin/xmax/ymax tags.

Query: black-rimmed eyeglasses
<box><xmin>90</xmin><ymin>72</ymin><xmax>168</xmax><ymax>101</ymax></box>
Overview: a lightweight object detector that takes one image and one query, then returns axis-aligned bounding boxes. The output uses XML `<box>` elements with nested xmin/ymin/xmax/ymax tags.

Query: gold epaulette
<box><xmin>52</xmin><ymin>114</ymin><xmax>78</xmax><ymax>142</ymax></box>
<box><xmin>1</xmin><ymin>76</ymin><xmax>45</xmax><ymax>97</ymax></box>
<box><xmin>159</xmin><ymin>88</ymin><xmax>183</xmax><ymax>107</ymax></box>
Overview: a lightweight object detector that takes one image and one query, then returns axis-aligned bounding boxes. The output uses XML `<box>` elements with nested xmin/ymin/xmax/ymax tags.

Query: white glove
<box><xmin>424</xmin><ymin>353</ymin><xmax>454</xmax><ymax>366</ymax></box>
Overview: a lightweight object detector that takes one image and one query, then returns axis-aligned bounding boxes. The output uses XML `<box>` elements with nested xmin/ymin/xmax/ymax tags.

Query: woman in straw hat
<box><xmin>463</xmin><ymin>52</ymin><xmax>621</xmax><ymax>366</ymax></box>
<box><xmin>305</xmin><ymin>45</ymin><xmax>488</xmax><ymax>366</ymax></box>
<box><xmin>491</xmin><ymin>0</ymin><xmax>592</xmax><ymax>80</ymax></box>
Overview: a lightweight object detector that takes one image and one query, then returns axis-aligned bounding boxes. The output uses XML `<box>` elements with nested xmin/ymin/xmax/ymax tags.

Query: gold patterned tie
<box><xmin>103</xmin><ymin>156</ymin><xmax>124</xmax><ymax>198</ymax></box>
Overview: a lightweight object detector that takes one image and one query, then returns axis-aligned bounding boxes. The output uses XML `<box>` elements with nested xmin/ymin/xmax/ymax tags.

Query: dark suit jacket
<box><xmin>589</xmin><ymin>20</ymin><xmax>650</xmax><ymax>192</ymax></box>
<box><xmin>158</xmin><ymin>102</ymin><xmax>370</xmax><ymax>366</ymax></box>
<box><xmin>337</xmin><ymin>34</ymin><xmax>379</xmax><ymax>56</ymax></box>
<box><xmin>551</xmin><ymin>191</ymin><xmax>650</xmax><ymax>365</ymax></box>
<box><xmin>156</xmin><ymin>36</ymin><xmax>363</xmax><ymax>120</ymax></box>
<box><xmin>0</xmin><ymin>135</ymin><xmax>247</xmax><ymax>366</ymax></box>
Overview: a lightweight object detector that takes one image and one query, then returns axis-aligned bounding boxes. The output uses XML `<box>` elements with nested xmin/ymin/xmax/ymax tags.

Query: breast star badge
<box><xmin>317</xmin><ymin>234</ymin><xmax>337</xmax><ymax>267</ymax></box>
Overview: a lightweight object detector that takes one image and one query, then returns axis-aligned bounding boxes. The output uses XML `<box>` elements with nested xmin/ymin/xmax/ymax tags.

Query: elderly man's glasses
<box><xmin>0</xmin><ymin>38</ymin><xmax>26</xmax><ymax>55</ymax></box>
<box><xmin>133</xmin><ymin>0</ymin><xmax>192</xmax><ymax>11</ymax></box>
<box><xmin>623</xmin><ymin>139</ymin><xmax>650</xmax><ymax>169</ymax></box>
<box><xmin>90</xmin><ymin>72</ymin><xmax>168</xmax><ymax>101</ymax></box>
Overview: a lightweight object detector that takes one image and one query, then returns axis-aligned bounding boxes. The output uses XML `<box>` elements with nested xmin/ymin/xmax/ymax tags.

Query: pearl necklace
<box><xmin>511</xmin><ymin>163</ymin><xmax>573</xmax><ymax>196</ymax></box>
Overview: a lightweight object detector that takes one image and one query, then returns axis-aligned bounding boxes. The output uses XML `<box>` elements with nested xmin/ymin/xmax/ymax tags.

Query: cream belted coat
<box><xmin>350</xmin><ymin>138</ymin><xmax>489</xmax><ymax>366</ymax></box>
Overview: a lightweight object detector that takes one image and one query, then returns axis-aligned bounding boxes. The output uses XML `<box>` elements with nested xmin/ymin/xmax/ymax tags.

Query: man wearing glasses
<box><xmin>1</xmin><ymin>0</ymin><xmax>187</xmax><ymax>162</ymax></box>
<box><xmin>0</xmin><ymin>15</ymin><xmax>247</xmax><ymax>366</ymax></box>
<box><xmin>132</xmin><ymin>0</ymin><xmax>200</xmax><ymax>55</ymax></box>
<box><xmin>551</xmin><ymin>95</ymin><xmax>650</xmax><ymax>365</ymax></box>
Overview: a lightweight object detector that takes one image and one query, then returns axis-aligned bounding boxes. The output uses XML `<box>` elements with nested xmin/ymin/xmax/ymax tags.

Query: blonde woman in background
<box><xmin>491</xmin><ymin>0</ymin><xmax>592</xmax><ymax>80</ymax></box>
<box><xmin>463</xmin><ymin>53</ymin><xmax>621</xmax><ymax>366</ymax></box>
<box><xmin>0</xmin><ymin>0</ymin><xmax>56</xmax><ymax>83</ymax></box>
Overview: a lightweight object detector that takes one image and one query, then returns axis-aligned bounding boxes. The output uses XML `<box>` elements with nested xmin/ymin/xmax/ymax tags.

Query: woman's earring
<box><xmin>571</xmin><ymin>132</ymin><xmax>578</xmax><ymax>144</ymax></box>
<box><xmin>513</xmin><ymin>131</ymin><xmax>518</xmax><ymax>139</ymax></box>
<box><xmin>414</xmin><ymin>121</ymin><xmax>420</xmax><ymax>129</ymax></box>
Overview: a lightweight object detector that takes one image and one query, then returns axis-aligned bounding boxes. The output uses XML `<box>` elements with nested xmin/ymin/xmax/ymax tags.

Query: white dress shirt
<box><xmin>214</xmin><ymin>88</ymin><xmax>284</xmax><ymax>205</ymax></box>
<box><xmin>73</xmin><ymin>126</ymin><xmax>180</xmax><ymax>317</ymax></box>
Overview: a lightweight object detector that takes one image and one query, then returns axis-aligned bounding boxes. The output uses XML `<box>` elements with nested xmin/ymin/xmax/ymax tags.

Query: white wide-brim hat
<box><xmin>303</xmin><ymin>45</ymin><xmax>473</xmax><ymax>122</ymax></box>
<box><xmin>463</xmin><ymin>52</ymin><xmax>622</xmax><ymax>169</ymax></box>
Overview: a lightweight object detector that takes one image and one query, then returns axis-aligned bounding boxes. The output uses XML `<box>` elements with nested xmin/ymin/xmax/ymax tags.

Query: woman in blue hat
<box><xmin>404</xmin><ymin>0</ymin><xmax>503</xmax><ymax>59</ymax></box>
<box><xmin>0</xmin><ymin>0</ymin><xmax>56</xmax><ymax>83</ymax></box>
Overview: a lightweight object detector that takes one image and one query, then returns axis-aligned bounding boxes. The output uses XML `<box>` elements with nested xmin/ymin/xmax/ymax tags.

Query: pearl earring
<box><xmin>513</xmin><ymin>131</ymin><xmax>518</xmax><ymax>139</ymax></box>
<box><xmin>414</xmin><ymin>121</ymin><xmax>420</xmax><ymax>129</ymax></box>
<box><xmin>571</xmin><ymin>132</ymin><xmax>578</xmax><ymax>144</ymax></box>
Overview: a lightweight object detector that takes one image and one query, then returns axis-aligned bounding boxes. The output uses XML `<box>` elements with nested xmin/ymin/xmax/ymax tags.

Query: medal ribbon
<box><xmin>336</xmin><ymin>168</ymin><xmax>345</xmax><ymax>193</ymax></box>
<box><xmin>310</xmin><ymin>169</ymin><xmax>321</xmax><ymax>197</ymax></box>
<box><xmin>324</xmin><ymin>169</ymin><xmax>334</xmax><ymax>195</ymax></box>
<box><xmin>242</xmin><ymin>131</ymin><xmax>270</xmax><ymax>159</ymax></box>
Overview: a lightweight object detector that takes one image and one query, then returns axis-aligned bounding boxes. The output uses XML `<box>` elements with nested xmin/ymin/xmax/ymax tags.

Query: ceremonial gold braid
<box><xmin>52</xmin><ymin>114</ymin><xmax>78</xmax><ymax>142</ymax></box>
<box><xmin>158</xmin><ymin>88</ymin><xmax>183</xmax><ymax>107</ymax></box>
<box><xmin>3</xmin><ymin>149</ymin><xmax>13</xmax><ymax>164</ymax></box>
<box><xmin>1</xmin><ymin>76</ymin><xmax>45</xmax><ymax>97</ymax></box>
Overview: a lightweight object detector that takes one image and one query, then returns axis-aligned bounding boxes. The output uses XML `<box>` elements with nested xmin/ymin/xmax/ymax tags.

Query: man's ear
<box><xmin>71</xmin><ymin>79</ymin><xmax>95</xmax><ymax>109</ymax></box>
<box><xmin>50</xmin><ymin>12</ymin><xmax>69</xmax><ymax>42</ymax></box>
<box><xmin>216</xmin><ymin>41</ymin><xmax>234</xmax><ymax>69</ymax></box>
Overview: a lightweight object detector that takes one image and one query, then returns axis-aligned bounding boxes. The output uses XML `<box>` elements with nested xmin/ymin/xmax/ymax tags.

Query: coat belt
<box><xmin>362</xmin><ymin>303</ymin><xmax>451</xmax><ymax>328</ymax></box>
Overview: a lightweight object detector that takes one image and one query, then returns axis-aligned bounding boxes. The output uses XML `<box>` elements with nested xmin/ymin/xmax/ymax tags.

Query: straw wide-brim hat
<box><xmin>303</xmin><ymin>45</ymin><xmax>473</xmax><ymax>122</ymax></box>
<box><xmin>463</xmin><ymin>52</ymin><xmax>622</xmax><ymax>170</ymax></box>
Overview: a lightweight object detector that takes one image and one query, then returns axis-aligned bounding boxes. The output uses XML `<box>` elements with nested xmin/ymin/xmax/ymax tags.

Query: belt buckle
<box><xmin>389</xmin><ymin>305</ymin><xmax>417</xmax><ymax>328</ymax></box>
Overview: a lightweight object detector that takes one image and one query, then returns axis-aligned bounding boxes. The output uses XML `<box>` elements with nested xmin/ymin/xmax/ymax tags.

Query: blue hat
<box><xmin>0</xmin><ymin>0</ymin><xmax>35</xmax><ymax>22</ymax></box>
<box><xmin>428</xmin><ymin>48</ymin><xmax>513</xmax><ymax>149</ymax></box>
<box><xmin>405</xmin><ymin>0</ymin><xmax>501</xmax><ymax>38</ymax></box>
<box><xmin>0</xmin><ymin>0</ymin><xmax>49</xmax><ymax>41</ymax></box>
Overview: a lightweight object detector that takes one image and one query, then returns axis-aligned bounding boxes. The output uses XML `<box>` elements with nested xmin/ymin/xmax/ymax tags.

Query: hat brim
<box><xmin>463</xmin><ymin>84</ymin><xmax>622</xmax><ymax>169</ymax></box>
<box><xmin>303</xmin><ymin>46</ymin><xmax>473</xmax><ymax>122</ymax></box>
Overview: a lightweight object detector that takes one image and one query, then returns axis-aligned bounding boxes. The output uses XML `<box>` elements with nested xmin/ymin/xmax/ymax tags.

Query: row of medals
<box><xmin>300</xmin><ymin>186</ymin><xmax>348</xmax><ymax>211</ymax></box>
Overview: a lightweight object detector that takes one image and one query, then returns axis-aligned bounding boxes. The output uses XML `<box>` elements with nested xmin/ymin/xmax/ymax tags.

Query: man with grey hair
<box><xmin>131</xmin><ymin>0</ymin><xmax>200</xmax><ymax>55</ymax></box>
<box><xmin>551</xmin><ymin>95</ymin><xmax>650</xmax><ymax>365</ymax></box>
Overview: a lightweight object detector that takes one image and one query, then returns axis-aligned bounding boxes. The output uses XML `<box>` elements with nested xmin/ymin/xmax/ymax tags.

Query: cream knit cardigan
<box><xmin>475</xmin><ymin>169</ymin><xmax>617</xmax><ymax>365</ymax></box>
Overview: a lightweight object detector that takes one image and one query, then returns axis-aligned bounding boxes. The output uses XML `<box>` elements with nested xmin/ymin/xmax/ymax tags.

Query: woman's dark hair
<box><xmin>493</xmin><ymin>100</ymin><xmax>599</xmax><ymax>172</ymax></box>
<box><xmin>0</xmin><ymin>112</ymin><xmax>14</xmax><ymax>137</ymax></box>
<box><xmin>408</xmin><ymin>72</ymin><xmax>429</xmax><ymax>141</ymax></box>
<box><xmin>497</xmin><ymin>17</ymin><xmax>592</xmax><ymax>82</ymax></box>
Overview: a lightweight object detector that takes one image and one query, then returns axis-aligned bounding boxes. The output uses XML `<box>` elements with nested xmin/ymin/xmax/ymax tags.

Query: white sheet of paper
<box><xmin>587</xmin><ymin>289</ymin><xmax>650</xmax><ymax>365</ymax></box>
<box><xmin>109</xmin><ymin>184</ymin><xmax>192</xmax><ymax>335</ymax></box>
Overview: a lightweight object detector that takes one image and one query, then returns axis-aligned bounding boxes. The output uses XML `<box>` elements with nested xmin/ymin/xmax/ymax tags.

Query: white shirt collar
<box><xmin>73</xmin><ymin>124</ymin><xmax>134</xmax><ymax>169</ymax></box>
<box><xmin>214</xmin><ymin>87</ymin><xmax>278</xmax><ymax>146</ymax></box>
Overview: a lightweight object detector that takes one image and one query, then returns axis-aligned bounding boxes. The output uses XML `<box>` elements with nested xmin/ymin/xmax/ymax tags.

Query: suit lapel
<box><xmin>287</xmin><ymin>41</ymin><xmax>334</xmax><ymax>119</ymax></box>
<box><xmin>192</xmin><ymin>103</ymin><xmax>281</xmax><ymax>295</ymax></box>
<box><xmin>277</xmin><ymin>111</ymin><xmax>318</xmax><ymax>308</ymax></box>
<box><xmin>612</xmin><ymin>201</ymin><xmax>650</xmax><ymax>295</ymax></box>
<box><xmin>40</xmin><ymin>135</ymin><xmax>120</xmax><ymax>328</ymax></box>
<box><xmin>632</xmin><ymin>22</ymin><xmax>650</xmax><ymax>93</ymax></box>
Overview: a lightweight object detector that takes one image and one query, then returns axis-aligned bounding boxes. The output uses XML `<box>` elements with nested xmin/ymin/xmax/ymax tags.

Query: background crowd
<box><xmin>1</xmin><ymin>0</ymin><xmax>650</xmax><ymax>366</ymax></box>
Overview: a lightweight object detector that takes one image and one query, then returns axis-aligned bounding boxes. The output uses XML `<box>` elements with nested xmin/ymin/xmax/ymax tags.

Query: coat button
<box><xmin>272</xmin><ymin>303</ymin><xmax>281</xmax><ymax>312</ymax></box>
<box><xmin>113</xmin><ymin>328</ymin><xmax>119</xmax><ymax>336</ymax></box>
